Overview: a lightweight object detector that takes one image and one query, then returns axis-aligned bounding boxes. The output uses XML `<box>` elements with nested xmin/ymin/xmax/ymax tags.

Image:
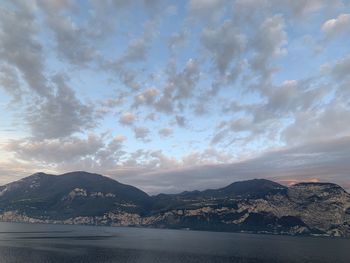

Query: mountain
<box><xmin>0</xmin><ymin>172</ymin><xmax>350</xmax><ymax>237</ymax></box>
<box><xmin>0</xmin><ymin>172</ymin><xmax>151</xmax><ymax>220</ymax></box>
<box><xmin>180</xmin><ymin>179</ymin><xmax>288</xmax><ymax>198</ymax></box>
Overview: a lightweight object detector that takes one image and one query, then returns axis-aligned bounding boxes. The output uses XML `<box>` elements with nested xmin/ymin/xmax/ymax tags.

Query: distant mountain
<box><xmin>180</xmin><ymin>179</ymin><xmax>288</xmax><ymax>198</ymax></box>
<box><xmin>1</xmin><ymin>172</ymin><xmax>349</xmax><ymax>237</ymax></box>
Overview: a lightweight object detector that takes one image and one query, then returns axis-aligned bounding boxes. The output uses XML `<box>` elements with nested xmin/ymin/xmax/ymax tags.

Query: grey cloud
<box><xmin>210</xmin><ymin>116</ymin><xmax>267</xmax><ymax>146</ymax></box>
<box><xmin>3</xmin><ymin>134</ymin><xmax>350</xmax><ymax>194</ymax></box>
<box><xmin>187</xmin><ymin>0</ymin><xmax>226</xmax><ymax>23</ymax></box>
<box><xmin>6</xmin><ymin>134</ymin><xmax>104</xmax><ymax>164</ymax></box>
<box><xmin>4</xmin><ymin>134</ymin><xmax>127</xmax><ymax>172</ymax></box>
<box><xmin>156</xmin><ymin>59</ymin><xmax>200</xmax><ymax>112</ymax></box>
<box><xmin>0</xmin><ymin>64</ymin><xmax>22</xmax><ymax>101</ymax></box>
<box><xmin>149</xmin><ymin>150</ymin><xmax>179</xmax><ymax>170</ymax></box>
<box><xmin>98</xmin><ymin>95</ymin><xmax>125</xmax><ymax>114</ymax></box>
<box><xmin>145</xmin><ymin>112</ymin><xmax>157</xmax><ymax>121</ymax></box>
<box><xmin>181</xmin><ymin>148</ymin><xmax>234</xmax><ymax>167</ymax></box>
<box><xmin>155</xmin><ymin>92</ymin><xmax>173</xmax><ymax>113</ymax></box>
<box><xmin>105</xmin><ymin>19</ymin><xmax>159</xmax><ymax>91</ymax></box>
<box><xmin>282</xmin><ymin>100</ymin><xmax>350</xmax><ymax>145</ymax></box>
<box><xmin>93</xmin><ymin>135</ymin><xmax>127</xmax><ymax>168</ymax></box>
<box><xmin>215</xmin><ymin>78</ymin><xmax>330</xmax><ymax>146</ymax></box>
<box><xmin>168</xmin><ymin>30</ymin><xmax>189</xmax><ymax>51</ymax></box>
<box><xmin>201</xmin><ymin>20</ymin><xmax>245</xmax><ymax>75</ymax></box>
<box><xmin>234</xmin><ymin>0</ymin><xmax>341</xmax><ymax>20</ymax></box>
<box><xmin>282</xmin><ymin>0</ymin><xmax>337</xmax><ymax>16</ymax></box>
<box><xmin>0</xmin><ymin>1</ymin><xmax>49</xmax><ymax>96</ymax></box>
<box><xmin>89</xmin><ymin>0</ymin><xmax>132</xmax><ymax>13</ymax></box>
<box><xmin>0</xmin><ymin>2</ymin><xmax>100</xmax><ymax>140</ymax></box>
<box><xmin>119</xmin><ymin>112</ymin><xmax>136</xmax><ymax>126</ymax></box>
<box><xmin>322</xmin><ymin>13</ymin><xmax>350</xmax><ymax>39</ymax></box>
<box><xmin>39</xmin><ymin>1</ymin><xmax>98</xmax><ymax>66</ymax></box>
<box><xmin>27</xmin><ymin>75</ymin><xmax>97</xmax><ymax>139</ymax></box>
<box><xmin>172</xmin><ymin>59</ymin><xmax>200</xmax><ymax>100</ymax></box>
<box><xmin>133</xmin><ymin>126</ymin><xmax>150</xmax><ymax>141</ymax></box>
<box><xmin>118</xmin><ymin>136</ymin><xmax>350</xmax><ymax>194</ymax></box>
<box><xmin>158</xmin><ymin>127</ymin><xmax>173</xmax><ymax>137</ymax></box>
<box><xmin>117</xmin><ymin>68</ymin><xmax>141</xmax><ymax>90</ymax></box>
<box><xmin>330</xmin><ymin>55</ymin><xmax>350</xmax><ymax>82</ymax></box>
<box><xmin>175</xmin><ymin>115</ymin><xmax>186</xmax><ymax>127</ymax></box>
<box><xmin>133</xmin><ymin>87</ymin><xmax>158</xmax><ymax>107</ymax></box>
<box><xmin>260</xmin><ymin>79</ymin><xmax>328</xmax><ymax>118</ymax></box>
<box><xmin>250</xmin><ymin>15</ymin><xmax>287</xmax><ymax>80</ymax></box>
<box><xmin>118</xmin><ymin>38</ymin><xmax>150</xmax><ymax>65</ymax></box>
<box><xmin>118</xmin><ymin>19</ymin><xmax>159</xmax><ymax>66</ymax></box>
<box><xmin>211</xmin><ymin>129</ymin><xmax>228</xmax><ymax>145</ymax></box>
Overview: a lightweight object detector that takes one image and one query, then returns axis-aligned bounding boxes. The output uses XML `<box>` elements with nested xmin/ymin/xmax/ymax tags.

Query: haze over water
<box><xmin>0</xmin><ymin>222</ymin><xmax>348</xmax><ymax>263</ymax></box>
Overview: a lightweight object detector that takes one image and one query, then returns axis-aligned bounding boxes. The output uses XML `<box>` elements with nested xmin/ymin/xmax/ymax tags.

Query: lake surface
<box><xmin>0</xmin><ymin>222</ymin><xmax>349</xmax><ymax>263</ymax></box>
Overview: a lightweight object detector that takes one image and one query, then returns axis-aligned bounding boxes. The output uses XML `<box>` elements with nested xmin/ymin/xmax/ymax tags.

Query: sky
<box><xmin>0</xmin><ymin>0</ymin><xmax>350</xmax><ymax>194</ymax></box>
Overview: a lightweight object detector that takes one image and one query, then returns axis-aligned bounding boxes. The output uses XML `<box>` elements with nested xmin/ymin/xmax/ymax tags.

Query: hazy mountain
<box><xmin>0</xmin><ymin>172</ymin><xmax>349</xmax><ymax>237</ymax></box>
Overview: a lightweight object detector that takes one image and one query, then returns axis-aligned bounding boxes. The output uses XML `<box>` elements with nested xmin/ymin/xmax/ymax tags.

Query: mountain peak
<box><xmin>28</xmin><ymin>172</ymin><xmax>51</xmax><ymax>178</ymax></box>
<box><xmin>218</xmin><ymin>178</ymin><xmax>287</xmax><ymax>197</ymax></box>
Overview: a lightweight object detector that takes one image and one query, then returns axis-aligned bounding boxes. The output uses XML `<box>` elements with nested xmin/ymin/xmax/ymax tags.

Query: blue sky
<box><xmin>0</xmin><ymin>0</ymin><xmax>350</xmax><ymax>193</ymax></box>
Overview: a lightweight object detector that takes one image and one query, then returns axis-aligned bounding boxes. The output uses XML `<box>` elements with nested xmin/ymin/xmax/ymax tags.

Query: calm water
<box><xmin>0</xmin><ymin>222</ymin><xmax>349</xmax><ymax>263</ymax></box>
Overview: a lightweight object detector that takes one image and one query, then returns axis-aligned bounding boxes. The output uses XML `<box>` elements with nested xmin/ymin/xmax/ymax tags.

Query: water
<box><xmin>0</xmin><ymin>222</ymin><xmax>349</xmax><ymax>262</ymax></box>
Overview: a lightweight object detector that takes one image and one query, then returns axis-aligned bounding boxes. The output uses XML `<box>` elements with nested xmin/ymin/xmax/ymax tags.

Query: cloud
<box><xmin>250</xmin><ymin>15</ymin><xmax>287</xmax><ymax>80</ymax></box>
<box><xmin>118</xmin><ymin>19</ymin><xmax>159</xmax><ymax>66</ymax></box>
<box><xmin>0</xmin><ymin>1</ymin><xmax>49</xmax><ymax>97</ymax></box>
<box><xmin>322</xmin><ymin>13</ymin><xmax>350</xmax><ymax>39</ymax></box>
<box><xmin>39</xmin><ymin>1</ymin><xmax>98</xmax><ymax>66</ymax></box>
<box><xmin>187</xmin><ymin>0</ymin><xmax>226</xmax><ymax>23</ymax></box>
<box><xmin>234</xmin><ymin>0</ymin><xmax>340</xmax><ymax>20</ymax></box>
<box><xmin>261</xmin><ymin>79</ymin><xmax>327</xmax><ymax>118</ymax></box>
<box><xmin>119</xmin><ymin>112</ymin><xmax>136</xmax><ymax>126</ymax></box>
<box><xmin>175</xmin><ymin>115</ymin><xmax>186</xmax><ymax>127</ymax></box>
<box><xmin>158</xmin><ymin>127</ymin><xmax>173</xmax><ymax>137</ymax></box>
<box><xmin>98</xmin><ymin>95</ymin><xmax>125</xmax><ymax>114</ymax></box>
<box><xmin>6</xmin><ymin>134</ymin><xmax>104</xmax><ymax>164</ymax></box>
<box><xmin>117</xmin><ymin>136</ymin><xmax>350</xmax><ymax>194</ymax></box>
<box><xmin>0</xmin><ymin>64</ymin><xmax>22</xmax><ymax>101</ymax></box>
<box><xmin>282</xmin><ymin>100</ymin><xmax>350</xmax><ymax>145</ymax></box>
<box><xmin>1</xmin><ymin>1</ymin><xmax>350</xmax><ymax>195</ymax></box>
<box><xmin>156</xmin><ymin>58</ymin><xmax>200</xmax><ymax>112</ymax></box>
<box><xmin>212</xmin><ymin>76</ymin><xmax>331</xmax><ymax>147</ymax></box>
<box><xmin>103</xmin><ymin>19</ymin><xmax>159</xmax><ymax>91</ymax></box>
<box><xmin>3</xmin><ymin>133</ymin><xmax>127</xmax><ymax>172</ymax></box>
<box><xmin>201</xmin><ymin>20</ymin><xmax>245</xmax><ymax>75</ymax></box>
<box><xmin>168</xmin><ymin>30</ymin><xmax>188</xmax><ymax>51</ymax></box>
<box><xmin>2</xmin><ymin>133</ymin><xmax>350</xmax><ymax>194</ymax></box>
<box><xmin>26</xmin><ymin>75</ymin><xmax>97</xmax><ymax>139</ymax></box>
<box><xmin>330</xmin><ymin>54</ymin><xmax>350</xmax><ymax>82</ymax></box>
<box><xmin>133</xmin><ymin>126</ymin><xmax>150</xmax><ymax>141</ymax></box>
<box><xmin>283</xmin><ymin>0</ymin><xmax>335</xmax><ymax>16</ymax></box>
<box><xmin>0</xmin><ymin>2</ymin><xmax>99</xmax><ymax>140</ymax></box>
<box><xmin>133</xmin><ymin>87</ymin><xmax>158</xmax><ymax>107</ymax></box>
<box><xmin>328</xmin><ymin>55</ymin><xmax>350</xmax><ymax>97</ymax></box>
<box><xmin>210</xmin><ymin>116</ymin><xmax>267</xmax><ymax>146</ymax></box>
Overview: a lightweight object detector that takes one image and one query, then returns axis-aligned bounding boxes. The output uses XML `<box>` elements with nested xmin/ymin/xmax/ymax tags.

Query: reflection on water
<box><xmin>0</xmin><ymin>222</ymin><xmax>349</xmax><ymax>263</ymax></box>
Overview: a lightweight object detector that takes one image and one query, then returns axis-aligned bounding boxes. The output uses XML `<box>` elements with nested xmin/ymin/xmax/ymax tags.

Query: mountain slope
<box><xmin>1</xmin><ymin>172</ymin><xmax>350</xmax><ymax>237</ymax></box>
<box><xmin>0</xmin><ymin>171</ymin><xmax>151</xmax><ymax>220</ymax></box>
<box><xmin>197</xmin><ymin>178</ymin><xmax>287</xmax><ymax>198</ymax></box>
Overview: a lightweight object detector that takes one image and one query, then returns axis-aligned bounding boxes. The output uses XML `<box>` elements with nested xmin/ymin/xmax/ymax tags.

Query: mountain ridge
<box><xmin>1</xmin><ymin>171</ymin><xmax>349</xmax><ymax>238</ymax></box>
